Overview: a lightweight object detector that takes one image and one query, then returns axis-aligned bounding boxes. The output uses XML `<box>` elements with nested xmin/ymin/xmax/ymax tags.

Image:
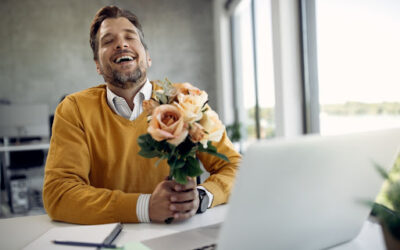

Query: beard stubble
<box><xmin>101</xmin><ymin>61</ymin><xmax>148</xmax><ymax>89</ymax></box>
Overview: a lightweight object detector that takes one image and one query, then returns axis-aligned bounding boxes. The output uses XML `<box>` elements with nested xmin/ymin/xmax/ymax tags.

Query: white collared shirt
<box><xmin>106</xmin><ymin>79</ymin><xmax>213</xmax><ymax>223</ymax></box>
<box><xmin>106</xmin><ymin>79</ymin><xmax>152</xmax><ymax>121</ymax></box>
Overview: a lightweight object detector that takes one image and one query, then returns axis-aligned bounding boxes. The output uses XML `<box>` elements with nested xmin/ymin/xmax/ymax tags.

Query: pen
<box><xmin>103</xmin><ymin>222</ymin><xmax>123</xmax><ymax>245</ymax></box>
<box><xmin>53</xmin><ymin>240</ymin><xmax>121</xmax><ymax>248</ymax></box>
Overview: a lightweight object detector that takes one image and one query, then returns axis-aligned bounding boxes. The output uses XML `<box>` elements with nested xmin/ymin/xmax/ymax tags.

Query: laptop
<box><xmin>144</xmin><ymin>128</ymin><xmax>400</xmax><ymax>250</ymax></box>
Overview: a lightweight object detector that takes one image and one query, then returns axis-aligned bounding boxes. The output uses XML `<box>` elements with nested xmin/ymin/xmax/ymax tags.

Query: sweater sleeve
<box><xmin>197</xmin><ymin>131</ymin><xmax>241</xmax><ymax>207</ymax></box>
<box><xmin>43</xmin><ymin>96</ymin><xmax>140</xmax><ymax>224</ymax></box>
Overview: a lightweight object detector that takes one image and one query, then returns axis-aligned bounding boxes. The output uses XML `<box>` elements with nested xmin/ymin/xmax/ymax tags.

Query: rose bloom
<box><xmin>175</xmin><ymin>91</ymin><xmax>208</xmax><ymax>123</ymax></box>
<box><xmin>142</xmin><ymin>99</ymin><xmax>160</xmax><ymax>116</ymax></box>
<box><xmin>147</xmin><ymin>104</ymin><xmax>188</xmax><ymax>146</ymax></box>
<box><xmin>199</xmin><ymin>106</ymin><xmax>225</xmax><ymax>148</ymax></box>
<box><xmin>174</xmin><ymin>82</ymin><xmax>202</xmax><ymax>96</ymax></box>
<box><xmin>189</xmin><ymin>122</ymin><xmax>206</xmax><ymax>143</ymax></box>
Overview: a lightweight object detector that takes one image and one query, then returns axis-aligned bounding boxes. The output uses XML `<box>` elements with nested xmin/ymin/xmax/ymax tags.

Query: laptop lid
<box><xmin>218</xmin><ymin>128</ymin><xmax>400</xmax><ymax>250</ymax></box>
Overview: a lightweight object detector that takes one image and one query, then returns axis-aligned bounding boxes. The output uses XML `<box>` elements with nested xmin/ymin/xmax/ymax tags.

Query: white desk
<box><xmin>0</xmin><ymin>206</ymin><xmax>387</xmax><ymax>250</ymax></box>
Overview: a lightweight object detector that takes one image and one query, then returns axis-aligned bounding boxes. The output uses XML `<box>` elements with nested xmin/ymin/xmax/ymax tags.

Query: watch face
<box><xmin>198</xmin><ymin>189</ymin><xmax>209</xmax><ymax>213</ymax></box>
<box><xmin>200</xmin><ymin>196</ymin><xmax>209</xmax><ymax>212</ymax></box>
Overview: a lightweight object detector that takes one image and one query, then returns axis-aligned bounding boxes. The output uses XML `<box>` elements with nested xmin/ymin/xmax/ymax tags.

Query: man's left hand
<box><xmin>169</xmin><ymin>178</ymin><xmax>199</xmax><ymax>222</ymax></box>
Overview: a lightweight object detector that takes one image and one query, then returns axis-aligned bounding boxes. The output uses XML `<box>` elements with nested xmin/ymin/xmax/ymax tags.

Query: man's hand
<box><xmin>149</xmin><ymin>178</ymin><xmax>199</xmax><ymax>223</ymax></box>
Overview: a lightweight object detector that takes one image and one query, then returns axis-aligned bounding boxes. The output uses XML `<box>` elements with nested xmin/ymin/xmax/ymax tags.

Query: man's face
<box><xmin>95</xmin><ymin>17</ymin><xmax>151</xmax><ymax>89</ymax></box>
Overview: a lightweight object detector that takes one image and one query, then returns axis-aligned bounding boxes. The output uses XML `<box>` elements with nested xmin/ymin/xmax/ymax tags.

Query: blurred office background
<box><xmin>1</xmin><ymin>0</ymin><xmax>400</xmax><ymax>218</ymax></box>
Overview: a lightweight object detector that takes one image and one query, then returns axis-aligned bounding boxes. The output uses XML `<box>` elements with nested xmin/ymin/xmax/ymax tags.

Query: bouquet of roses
<box><xmin>138</xmin><ymin>79</ymin><xmax>229</xmax><ymax>184</ymax></box>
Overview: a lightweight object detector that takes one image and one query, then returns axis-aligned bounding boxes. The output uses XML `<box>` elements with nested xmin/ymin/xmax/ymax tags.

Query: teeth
<box><xmin>115</xmin><ymin>56</ymin><xmax>134</xmax><ymax>63</ymax></box>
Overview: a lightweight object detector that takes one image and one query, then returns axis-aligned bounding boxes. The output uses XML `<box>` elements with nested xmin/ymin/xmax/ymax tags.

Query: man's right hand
<box><xmin>149</xmin><ymin>178</ymin><xmax>198</xmax><ymax>223</ymax></box>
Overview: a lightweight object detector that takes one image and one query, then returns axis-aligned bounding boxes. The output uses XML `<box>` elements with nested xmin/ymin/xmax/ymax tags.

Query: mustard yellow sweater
<box><xmin>43</xmin><ymin>84</ymin><xmax>241</xmax><ymax>224</ymax></box>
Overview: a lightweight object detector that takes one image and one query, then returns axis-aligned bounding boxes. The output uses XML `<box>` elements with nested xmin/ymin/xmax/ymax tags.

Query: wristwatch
<box><xmin>196</xmin><ymin>188</ymin><xmax>209</xmax><ymax>214</ymax></box>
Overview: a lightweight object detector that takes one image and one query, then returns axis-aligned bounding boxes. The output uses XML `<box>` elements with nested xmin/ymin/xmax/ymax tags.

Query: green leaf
<box><xmin>374</xmin><ymin>162</ymin><xmax>390</xmax><ymax>180</ymax></box>
<box><xmin>175</xmin><ymin>159</ymin><xmax>186</xmax><ymax>169</ymax></box>
<box><xmin>137</xmin><ymin>134</ymin><xmax>152</xmax><ymax>147</ymax></box>
<box><xmin>154</xmin><ymin>140</ymin><xmax>170</xmax><ymax>154</ymax></box>
<box><xmin>387</xmin><ymin>182</ymin><xmax>400</xmax><ymax>211</ymax></box>
<box><xmin>173</xmin><ymin>167</ymin><xmax>189</xmax><ymax>184</ymax></box>
<box><xmin>370</xmin><ymin>202</ymin><xmax>400</xmax><ymax>234</ymax></box>
<box><xmin>198</xmin><ymin>142</ymin><xmax>229</xmax><ymax>162</ymax></box>
<box><xmin>206</xmin><ymin>151</ymin><xmax>229</xmax><ymax>162</ymax></box>
<box><xmin>167</xmin><ymin>155</ymin><xmax>185</xmax><ymax>170</ymax></box>
<box><xmin>155</xmin><ymin>155</ymin><xmax>168</xmax><ymax>167</ymax></box>
<box><xmin>207</xmin><ymin>142</ymin><xmax>219</xmax><ymax>152</ymax></box>
<box><xmin>137</xmin><ymin>134</ymin><xmax>172</xmax><ymax>161</ymax></box>
<box><xmin>138</xmin><ymin>150</ymin><xmax>162</xmax><ymax>158</ymax></box>
<box><xmin>155</xmin><ymin>91</ymin><xmax>168</xmax><ymax>104</ymax></box>
<box><xmin>138</xmin><ymin>134</ymin><xmax>161</xmax><ymax>154</ymax></box>
<box><xmin>163</xmin><ymin>78</ymin><xmax>177</xmax><ymax>97</ymax></box>
<box><xmin>186</xmin><ymin>157</ymin><xmax>203</xmax><ymax>177</ymax></box>
<box><xmin>137</xmin><ymin>134</ymin><xmax>149</xmax><ymax>143</ymax></box>
<box><xmin>154</xmin><ymin>78</ymin><xmax>177</xmax><ymax>104</ymax></box>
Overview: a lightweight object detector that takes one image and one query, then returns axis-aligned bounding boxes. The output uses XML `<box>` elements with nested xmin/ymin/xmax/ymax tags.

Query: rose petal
<box><xmin>148</xmin><ymin>126</ymin><xmax>175</xmax><ymax>141</ymax></box>
<box><xmin>168</xmin><ymin>129</ymin><xmax>188</xmax><ymax>146</ymax></box>
<box><xmin>147</xmin><ymin>104</ymin><xmax>188</xmax><ymax>145</ymax></box>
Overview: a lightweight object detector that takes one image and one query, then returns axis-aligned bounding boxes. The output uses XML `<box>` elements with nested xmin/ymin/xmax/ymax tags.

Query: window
<box><xmin>231</xmin><ymin>0</ymin><xmax>275</xmax><ymax>146</ymax></box>
<box><xmin>316</xmin><ymin>0</ymin><xmax>400</xmax><ymax>135</ymax></box>
<box><xmin>254</xmin><ymin>0</ymin><xmax>276</xmax><ymax>139</ymax></box>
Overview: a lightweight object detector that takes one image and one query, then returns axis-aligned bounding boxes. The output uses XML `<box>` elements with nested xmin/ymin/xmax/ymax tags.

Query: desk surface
<box><xmin>0</xmin><ymin>205</ymin><xmax>387</xmax><ymax>250</ymax></box>
<box><xmin>0</xmin><ymin>206</ymin><xmax>226</xmax><ymax>250</ymax></box>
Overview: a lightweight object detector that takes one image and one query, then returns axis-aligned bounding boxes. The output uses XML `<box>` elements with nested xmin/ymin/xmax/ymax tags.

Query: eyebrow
<box><xmin>100</xmin><ymin>29</ymin><xmax>138</xmax><ymax>42</ymax></box>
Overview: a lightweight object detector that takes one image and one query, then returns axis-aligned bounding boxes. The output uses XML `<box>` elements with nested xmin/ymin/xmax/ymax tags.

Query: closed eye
<box><xmin>103</xmin><ymin>39</ymin><xmax>113</xmax><ymax>45</ymax></box>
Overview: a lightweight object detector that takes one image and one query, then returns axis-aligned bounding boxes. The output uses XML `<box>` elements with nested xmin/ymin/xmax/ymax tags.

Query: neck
<box><xmin>107</xmin><ymin>80</ymin><xmax>146</xmax><ymax>110</ymax></box>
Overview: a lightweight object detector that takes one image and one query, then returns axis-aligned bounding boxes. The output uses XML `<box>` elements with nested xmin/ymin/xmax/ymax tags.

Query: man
<box><xmin>43</xmin><ymin>5</ymin><xmax>240</xmax><ymax>224</ymax></box>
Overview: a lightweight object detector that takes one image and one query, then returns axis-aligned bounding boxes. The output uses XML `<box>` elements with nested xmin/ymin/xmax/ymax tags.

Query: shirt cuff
<box><xmin>197</xmin><ymin>186</ymin><xmax>213</xmax><ymax>208</ymax></box>
<box><xmin>136</xmin><ymin>194</ymin><xmax>151</xmax><ymax>223</ymax></box>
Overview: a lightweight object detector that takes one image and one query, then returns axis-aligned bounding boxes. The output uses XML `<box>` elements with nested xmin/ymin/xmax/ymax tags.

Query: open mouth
<box><xmin>114</xmin><ymin>55</ymin><xmax>136</xmax><ymax>64</ymax></box>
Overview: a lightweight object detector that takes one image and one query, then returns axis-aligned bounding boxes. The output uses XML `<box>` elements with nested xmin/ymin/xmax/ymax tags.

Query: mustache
<box><xmin>113</xmin><ymin>49</ymin><xmax>136</xmax><ymax>57</ymax></box>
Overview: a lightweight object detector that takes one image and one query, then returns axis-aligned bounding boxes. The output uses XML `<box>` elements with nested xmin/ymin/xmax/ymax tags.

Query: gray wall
<box><xmin>0</xmin><ymin>0</ymin><xmax>216</xmax><ymax>114</ymax></box>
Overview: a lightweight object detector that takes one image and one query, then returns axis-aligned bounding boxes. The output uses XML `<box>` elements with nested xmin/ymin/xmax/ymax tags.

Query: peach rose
<box><xmin>189</xmin><ymin>122</ymin><xmax>206</xmax><ymax>143</ymax></box>
<box><xmin>147</xmin><ymin>104</ymin><xmax>188</xmax><ymax>146</ymax></box>
<box><xmin>142</xmin><ymin>99</ymin><xmax>160</xmax><ymax>116</ymax></box>
<box><xmin>199</xmin><ymin>106</ymin><xmax>225</xmax><ymax>148</ymax></box>
<box><xmin>175</xmin><ymin>91</ymin><xmax>208</xmax><ymax>123</ymax></box>
<box><xmin>174</xmin><ymin>82</ymin><xmax>202</xmax><ymax>96</ymax></box>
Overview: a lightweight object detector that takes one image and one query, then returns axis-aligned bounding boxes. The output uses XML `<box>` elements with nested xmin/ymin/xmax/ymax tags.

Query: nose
<box><xmin>115</xmin><ymin>37</ymin><xmax>128</xmax><ymax>50</ymax></box>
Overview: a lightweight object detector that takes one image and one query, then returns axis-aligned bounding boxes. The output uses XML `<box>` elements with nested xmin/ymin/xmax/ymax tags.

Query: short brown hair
<box><xmin>90</xmin><ymin>5</ymin><xmax>148</xmax><ymax>60</ymax></box>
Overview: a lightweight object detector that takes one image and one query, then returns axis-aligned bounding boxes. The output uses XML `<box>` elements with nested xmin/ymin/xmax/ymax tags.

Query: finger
<box><xmin>170</xmin><ymin>190</ymin><xmax>196</xmax><ymax>202</ymax></box>
<box><xmin>173</xmin><ymin>178</ymin><xmax>196</xmax><ymax>192</ymax></box>
<box><xmin>161</xmin><ymin>180</ymin><xmax>178</xmax><ymax>192</ymax></box>
<box><xmin>173</xmin><ymin>209</ymin><xmax>196</xmax><ymax>221</ymax></box>
<box><xmin>169</xmin><ymin>200</ymin><xmax>196</xmax><ymax>212</ymax></box>
<box><xmin>154</xmin><ymin>211</ymin><xmax>175</xmax><ymax>224</ymax></box>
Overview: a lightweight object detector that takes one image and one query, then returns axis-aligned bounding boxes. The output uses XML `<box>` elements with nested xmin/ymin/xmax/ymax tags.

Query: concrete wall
<box><xmin>0</xmin><ymin>0</ymin><xmax>216</xmax><ymax>114</ymax></box>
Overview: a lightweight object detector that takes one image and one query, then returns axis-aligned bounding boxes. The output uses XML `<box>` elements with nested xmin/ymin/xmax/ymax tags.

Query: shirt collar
<box><xmin>106</xmin><ymin>79</ymin><xmax>152</xmax><ymax>111</ymax></box>
<box><xmin>141</xmin><ymin>79</ymin><xmax>152</xmax><ymax>101</ymax></box>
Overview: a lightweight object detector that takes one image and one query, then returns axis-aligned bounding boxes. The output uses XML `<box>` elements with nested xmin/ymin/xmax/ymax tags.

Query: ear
<box><xmin>146</xmin><ymin>51</ymin><xmax>152</xmax><ymax>67</ymax></box>
<box><xmin>95</xmin><ymin>60</ymin><xmax>102</xmax><ymax>75</ymax></box>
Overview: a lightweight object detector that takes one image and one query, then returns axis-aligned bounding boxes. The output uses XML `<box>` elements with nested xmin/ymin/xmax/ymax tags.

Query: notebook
<box><xmin>23</xmin><ymin>222</ymin><xmax>121</xmax><ymax>250</ymax></box>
